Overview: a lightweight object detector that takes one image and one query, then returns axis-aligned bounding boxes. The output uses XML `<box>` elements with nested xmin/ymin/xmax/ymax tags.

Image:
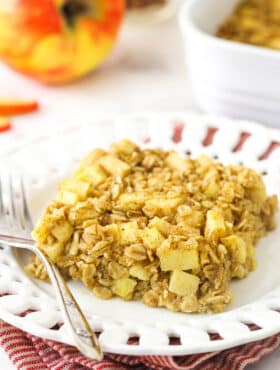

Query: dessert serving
<box><xmin>26</xmin><ymin>140</ymin><xmax>278</xmax><ymax>313</ymax></box>
<box><xmin>217</xmin><ymin>0</ymin><xmax>280</xmax><ymax>50</ymax></box>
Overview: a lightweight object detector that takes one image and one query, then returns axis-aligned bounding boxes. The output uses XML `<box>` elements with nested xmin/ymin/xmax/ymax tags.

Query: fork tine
<box><xmin>20</xmin><ymin>177</ymin><xmax>33</xmax><ymax>230</ymax></box>
<box><xmin>0</xmin><ymin>173</ymin><xmax>9</xmax><ymax>228</ymax></box>
<box><xmin>8</xmin><ymin>174</ymin><xmax>23</xmax><ymax>230</ymax></box>
<box><xmin>0</xmin><ymin>172</ymin><xmax>14</xmax><ymax>228</ymax></box>
<box><xmin>8</xmin><ymin>174</ymin><xmax>26</xmax><ymax>231</ymax></box>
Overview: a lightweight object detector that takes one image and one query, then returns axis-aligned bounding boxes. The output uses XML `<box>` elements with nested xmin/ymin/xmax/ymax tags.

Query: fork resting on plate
<box><xmin>0</xmin><ymin>173</ymin><xmax>103</xmax><ymax>360</ymax></box>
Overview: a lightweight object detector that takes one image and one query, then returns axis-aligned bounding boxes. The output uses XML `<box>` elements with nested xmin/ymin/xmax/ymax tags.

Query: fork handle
<box><xmin>49</xmin><ymin>263</ymin><xmax>103</xmax><ymax>360</ymax></box>
<box><xmin>33</xmin><ymin>247</ymin><xmax>103</xmax><ymax>360</ymax></box>
<box><xmin>0</xmin><ymin>236</ymin><xmax>103</xmax><ymax>360</ymax></box>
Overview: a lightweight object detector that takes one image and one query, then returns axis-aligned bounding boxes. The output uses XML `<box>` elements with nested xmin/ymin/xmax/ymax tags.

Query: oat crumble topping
<box><xmin>26</xmin><ymin>140</ymin><xmax>278</xmax><ymax>313</ymax></box>
<box><xmin>217</xmin><ymin>0</ymin><xmax>280</xmax><ymax>50</ymax></box>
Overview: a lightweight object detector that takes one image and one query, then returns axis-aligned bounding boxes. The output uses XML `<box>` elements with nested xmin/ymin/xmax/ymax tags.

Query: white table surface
<box><xmin>0</xmin><ymin>17</ymin><xmax>279</xmax><ymax>370</ymax></box>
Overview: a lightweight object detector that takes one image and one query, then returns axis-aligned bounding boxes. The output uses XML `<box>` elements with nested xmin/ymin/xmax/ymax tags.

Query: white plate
<box><xmin>0</xmin><ymin>113</ymin><xmax>280</xmax><ymax>356</ymax></box>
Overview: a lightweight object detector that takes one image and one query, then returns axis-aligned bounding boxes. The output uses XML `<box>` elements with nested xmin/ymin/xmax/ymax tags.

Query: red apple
<box><xmin>0</xmin><ymin>0</ymin><xmax>125</xmax><ymax>84</ymax></box>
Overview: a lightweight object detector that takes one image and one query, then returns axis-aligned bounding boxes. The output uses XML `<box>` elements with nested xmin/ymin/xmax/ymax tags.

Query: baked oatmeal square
<box><xmin>26</xmin><ymin>140</ymin><xmax>278</xmax><ymax>313</ymax></box>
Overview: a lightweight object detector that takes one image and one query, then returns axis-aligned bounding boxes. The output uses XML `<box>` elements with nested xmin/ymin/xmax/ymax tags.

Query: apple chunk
<box><xmin>169</xmin><ymin>270</ymin><xmax>200</xmax><ymax>296</ymax></box>
<box><xmin>99</xmin><ymin>155</ymin><xmax>131</xmax><ymax>177</ymax></box>
<box><xmin>141</xmin><ymin>227</ymin><xmax>164</xmax><ymax>250</ymax></box>
<box><xmin>0</xmin><ymin>117</ymin><xmax>12</xmax><ymax>132</ymax></box>
<box><xmin>0</xmin><ymin>100</ymin><xmax>39</xmax><ymax>115</ymax></box>
<box><xmin>130</xmin><ymin>264</ymin><xmax>149</xmax><ymax>281</ymax></box>
<box><xmin>157</xmin><ymin>247</ymin><xmax>199</xmax><ymax>271</ymax></box>
<box><xmin>118</xmin><ymin>221</ymin><xmax>140</xmax><ymax>245</ymax></box>
<box><xmin>112</xmin><ymin>278</ymin><xmax>137</xmax><ymax>299</ymax></box>
<box><xmin>221</xmin><ymin>235</ymin><xmax>247</xmax><ymax>264</ymax></box>
<box><xmin>205</xmin><ymin>210</ymin><xmax>227</xmax><ymax>241</ymax></box>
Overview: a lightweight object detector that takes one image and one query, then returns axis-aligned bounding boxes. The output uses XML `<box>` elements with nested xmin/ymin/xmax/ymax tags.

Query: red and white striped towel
<box><xmin>0</xmin><ymin>321</ymin><xmax>280</xmax><ymax>370</ymax></box>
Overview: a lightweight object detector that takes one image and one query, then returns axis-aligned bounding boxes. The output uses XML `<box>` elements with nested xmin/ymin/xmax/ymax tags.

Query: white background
<box><xmin>0</xmin><ymin>17</ymin><xmax>279</xmax><ymax>369</ymax></box>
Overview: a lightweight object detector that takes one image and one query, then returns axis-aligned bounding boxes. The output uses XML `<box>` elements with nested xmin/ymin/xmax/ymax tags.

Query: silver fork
<box><xmin>0</xmin><ymin>173</ymin><xmax>103</xmax><ymax>360</ymax></box>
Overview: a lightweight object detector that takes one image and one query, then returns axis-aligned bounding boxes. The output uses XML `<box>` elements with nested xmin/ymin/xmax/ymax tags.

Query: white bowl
<box><xmin>179</xmin><ymin>0</ymin><xmax>280</xmax><ymax>129</ymax></box>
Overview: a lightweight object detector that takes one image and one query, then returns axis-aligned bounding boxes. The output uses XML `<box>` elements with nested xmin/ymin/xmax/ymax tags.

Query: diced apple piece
<box><xmin>99</xmin><ymin>155</ymin><xmax>130</xmax><ymax>177</ymax></box>
<box><xmin>0</xmin><ymin>99</ymin><xmax>39</xmax><ymax>115</ymax></box>
<box><xmin>141</xmin><ymin>227</ymin><xmax>164</xmax><ymax>250</ymax></box>
<box><xmin>144</xmin><ymin>198</ymin><xmax>183</xmax><ymax>217</ymax></box>
<box><xmin>248</xmin><ymin>184</ymin><xmax>267</xmax><ymax>204</ymax></box>
<box><xmin>169</xmin><ymin>270</ymin><xmax>200</xmax><ymax>296</ymax></box>
<box><xmin>118</xmin><ymin>192</ymin><xmax>146</xmax><ymax>210</ymax></box>
<box><xmin>119</xmin><ymin>221</ymin><xmax>140</xmax><ymax>245</ymax></box>
<box><xmin>40</xmin><ymin>243</ymin><xmax>64</xmax><ymax>262</ymax></box>
<box><xmin>205</xmin><ymin>210</ymin><xmax>227</xmax><ymax>241</ymax></box>
<box><xmin>247</xmin><ymin>243</ymin><xmax>255</xmax><ymax>259</ymax></box>
<box><xmin>181</xmin><ymin>210</ymin><xmax>204</xmax><ymax>228</ymax></box>
<box><xmin>112</xmin><ymin>278</ymin><xmax>137</xmax><ymax>298</ymax></box>
<box><xmin>79</xmin><ymin>149</ymin><xmax>106</xmax><ymax>167</ymax></box>
<box><xmin>268</xmin><ymin>37</ymin><xmax>280</xmax><ymax>49</ymax></box>
<box><xmin>157</xmin><ymin>247</ymin><xmax>199</xmax><ymax>271</ymax></box>
<box><xmin>32</xmin><ymin>221</ymin><xmax>48</xmax><ymax>243</ymax></box>
<box><xmin>75</xmin><ymin>164</ymin><xmax>107</xmax><ymax>186</ymax></box>
<box><xmin>240</xmin><ymin>16</ymin><xmax>258</xmax><ymax>28</ymax></box>
<box><xmin>56</xmin><ymin>190</ymin><xmax>78</xmax><ymax>205</ymax></box>
<box><xmin>204</xmin><ymin>182</ymin><xmax>219</xmax><ymax>198</ymax></box>
<box><xmin>51</xmin><ymin>222</ymin><xmax>73</xmax><ymax>243</ymax></box>
<box><xmin>149</xmin><ymin>217</ymin><xmax>172</xmax><ymax>236</ymax></box>
<box><xmin>0</xmin><ymin>117</ymin><xmax>12</xmax><ymax>133</ymax></box>
<box><xmin>130</xmin><ymin>264</ymin><xmax>149</xmax><ymax>281</ymax></box>
<box><xmin>166</xmin><ymin>152</ymin><xmax>192</xmax><ymax>174</ymax></box>
<box><xmin>221</xmin><ymin>235</ymin><xmax>247</xmax><ymax>264</ymax></box>
<box><xmin>110</xmin><ymin>139</ymin><xmax>138</xmax><ymax>155</ymax></box>
<box><xmin>197</xmin><ymin>154</ymin><xmax>213</xmax><ymax>167</ymax></box>
<box><xmin>59</xmin><ymin>179</ymin><xmax>89</xmax><ymax>199</ymax></box>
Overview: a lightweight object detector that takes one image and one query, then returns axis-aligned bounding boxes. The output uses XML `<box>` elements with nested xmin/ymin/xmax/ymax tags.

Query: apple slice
<box><xmin>0</xmin><ymin>100</ymin><xmax>39</xmax><ymax>115</ymax></box>
<box><xmin>0</xmin><ymin>117</ymin><xmax>12</xmax><ymax>133</ymax></box>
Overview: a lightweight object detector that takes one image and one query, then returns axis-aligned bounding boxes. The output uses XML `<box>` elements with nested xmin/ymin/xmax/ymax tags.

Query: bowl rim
<box><xmin>179</xmin><ymin>0</ymin><xmax>280</xmax><ymax>61</ymax></box>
